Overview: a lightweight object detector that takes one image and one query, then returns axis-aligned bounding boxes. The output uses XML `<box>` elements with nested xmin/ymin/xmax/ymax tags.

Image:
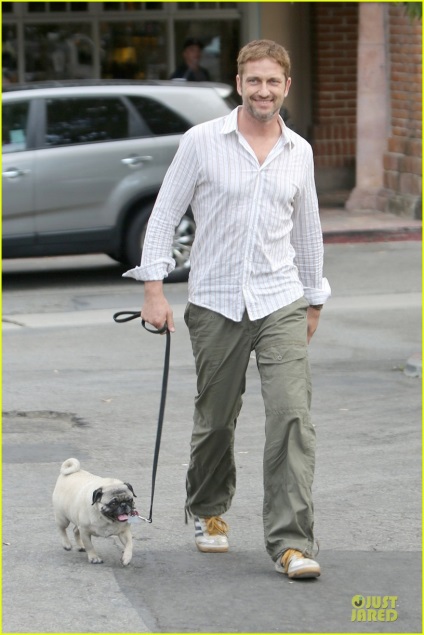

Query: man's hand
<box><xmin>142</xmin><ymin>281</ymin><xmax>175</xmax><ymax>333</ymax></box>
<box><xmin>306</xmin><ymin>306</ymin><xmax>321</xmax><ymax>343</ymax></box>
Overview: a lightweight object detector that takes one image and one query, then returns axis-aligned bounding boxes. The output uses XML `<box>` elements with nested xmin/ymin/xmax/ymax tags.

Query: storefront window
<box><xmin>24</xmin><ymin>23</ymin><xmax>94</xmax><ymax>81</ymax></box>
<box><xmin>26</xmin><ymin>2</ymin><xmax>88</xmax><ymax>11</ymax></box>
<box><xmin>2</xmin><ymin>25</ymin><xmax>19</xmax><ymax>86</ymax></box>
<box><xmin>27</xmin><ymin>3</ymin><xmax>47</xmax><ymax>12</ymax></box>
<box><xmin>3</xmin><ymin>3</ymin><xmax>242</xmax><ymax>84</ymax></box>
<box><xmin>103</xmin><ymin>2</ymin><xmax>123</xmax><ymax>10</ymax></box>
<box><xmin>174</xmin><ymin>19</ymin><xmax>240</xmax><ymax>84</ymax></box>
<box><xmin>50</xmin><ymin>4</ymin><xmax>68</xmax><ymax>12</ymax></box>
<box><xmin>177</xmin><ymin>2</ymin><xmax>237</xmax><ymax>9</ymax></box>
<box><xmin>100</xmin><ymin>21</ymin><xmax>167</xmax><ymax>79</ymax></box>
<box><xmin>102</xmin><ymin>3</ymin><xmax>163</xmax><ymax>11</ymax></box>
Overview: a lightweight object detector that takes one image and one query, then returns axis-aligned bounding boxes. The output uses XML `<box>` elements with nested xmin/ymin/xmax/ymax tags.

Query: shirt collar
<box><xmin>221</xmin><ymin>106</ymin><xmax>294</xmax><ymax>147</ymax></box>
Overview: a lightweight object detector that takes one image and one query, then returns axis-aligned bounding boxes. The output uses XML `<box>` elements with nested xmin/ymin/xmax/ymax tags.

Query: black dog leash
<box><xmin>113</xmin><ymin>310</ymin><xmax>170</xmax><ymax>523</ymax></box>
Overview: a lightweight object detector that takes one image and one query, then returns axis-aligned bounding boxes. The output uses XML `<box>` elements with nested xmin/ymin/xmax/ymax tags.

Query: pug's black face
<box><xmin>92</xmin><ymin>484</ymin><xmax>137</xmax><ymax>522</ymax></box>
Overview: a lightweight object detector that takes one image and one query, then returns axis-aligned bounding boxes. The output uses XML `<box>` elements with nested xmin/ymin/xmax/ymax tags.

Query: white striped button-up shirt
<box><xmin>123</xmin><ymin>106</ymin><xmax>331</xmax><ymax>322</ymax></box>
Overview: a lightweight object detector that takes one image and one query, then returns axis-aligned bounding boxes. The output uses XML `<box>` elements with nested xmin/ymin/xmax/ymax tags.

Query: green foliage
<box><xmin>403</xmin><ymin>2</ymin><xmax>422</xmax><ymax>20</ymax></box>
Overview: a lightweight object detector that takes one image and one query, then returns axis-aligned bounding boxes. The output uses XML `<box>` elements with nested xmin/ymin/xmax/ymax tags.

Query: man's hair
<box><xmin>237</xmin><ymin>39</ymin><xmax>291</xmax><ymax>80</ymax></box>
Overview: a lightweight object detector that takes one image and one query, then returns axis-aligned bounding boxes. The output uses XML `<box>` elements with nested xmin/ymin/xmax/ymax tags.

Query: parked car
<box><xmin>2</xmin><ymin>80</ymin><xmax>235</xmax><ymax>281</ymax></box>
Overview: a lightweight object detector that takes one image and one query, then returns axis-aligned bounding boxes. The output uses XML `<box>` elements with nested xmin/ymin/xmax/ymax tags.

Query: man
<box><xmin>170</xmin><ymin>37</ymin><xmax>211</xmax><ymax>81</ymax></box>
<box><xmin>124</xmin><ymin>40</ymin><xmax>331</xmax><ymax>579</ymax></box>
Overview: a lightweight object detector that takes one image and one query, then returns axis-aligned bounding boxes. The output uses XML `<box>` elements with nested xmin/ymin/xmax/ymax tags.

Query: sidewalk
<box><xmin>320</xmin><ymin>207</ymin><xmax>422</xmax><ymax>243</ymax></box>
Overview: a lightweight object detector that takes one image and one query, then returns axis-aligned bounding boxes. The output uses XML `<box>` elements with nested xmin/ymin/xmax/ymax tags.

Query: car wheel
<box><xmin>124</xmin><ymin>204</ymin><xmax>195</xmax><ymax>283</ymax></box>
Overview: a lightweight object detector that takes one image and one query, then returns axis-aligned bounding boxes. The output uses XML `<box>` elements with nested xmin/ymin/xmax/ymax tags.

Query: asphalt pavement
<box><xmin>1</xmin><ymin>218</ymin><xmax>422</xmax><ymax>634</ymax></box>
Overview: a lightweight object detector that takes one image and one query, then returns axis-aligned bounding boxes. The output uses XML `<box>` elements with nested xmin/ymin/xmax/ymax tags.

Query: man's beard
<box><xmin>245</xmin><ymin>97</ymin><xmax>281</xmax><ymax>122</ymax></box>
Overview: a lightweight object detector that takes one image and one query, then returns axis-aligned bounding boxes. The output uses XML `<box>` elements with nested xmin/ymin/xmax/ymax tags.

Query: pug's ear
<box><xmin>124</xmin><ymin>483</ymin><xmax>137</xmax><ymax>498</ymax></box>
<box><xmin>92</xmin><ymin>488</ymin><xmax>103</xmax><ymax>505</ymax></box>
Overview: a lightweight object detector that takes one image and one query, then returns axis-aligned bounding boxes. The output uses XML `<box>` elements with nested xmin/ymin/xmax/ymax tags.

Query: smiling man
<box><xmin>238</xmin><ymin>51</ymin><xmax>291</xmax><ymax>123</ymax></box>
<box><xmin>124</xmin><ymin>39</ymin><xmax>331</xmax><ymax>579</ymax></box>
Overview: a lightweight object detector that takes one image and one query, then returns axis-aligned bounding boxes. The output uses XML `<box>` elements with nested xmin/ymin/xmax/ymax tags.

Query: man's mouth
<box><xmin>253</xmin><ymin>98</ymin><xmax>274</xmax><ymax>104</ymax></box>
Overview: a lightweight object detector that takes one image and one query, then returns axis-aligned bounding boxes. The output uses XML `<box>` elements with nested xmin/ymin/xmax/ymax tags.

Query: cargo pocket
<box><xmin>256</xmin><ymin>343</ymin><xmax>311</xmax><ymax>413</ymax></box>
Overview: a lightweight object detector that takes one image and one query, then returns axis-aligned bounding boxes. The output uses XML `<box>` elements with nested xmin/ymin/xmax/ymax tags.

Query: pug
<box><xmin>52</xmin><ymin>458</ymin><xmax>138</xmax><ymax>565</ymax></box>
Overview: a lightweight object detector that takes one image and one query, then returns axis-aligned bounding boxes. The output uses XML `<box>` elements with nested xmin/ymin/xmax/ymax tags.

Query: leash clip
<box><xmin>128</xmin><ymin>511</ymin><xmax>152</xmax><ymax>524</ymax></box>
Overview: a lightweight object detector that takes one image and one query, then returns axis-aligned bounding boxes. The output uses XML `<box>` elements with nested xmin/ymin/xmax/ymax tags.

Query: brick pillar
<box><xmin>346</xmin><ymin>2</ymin><xmax>389</xmax><ymax>212</ymax></box>
<box><xmin>382</xmin><ymin>4</ymin><xmax>422</xmax><ymax>218</ymax></box>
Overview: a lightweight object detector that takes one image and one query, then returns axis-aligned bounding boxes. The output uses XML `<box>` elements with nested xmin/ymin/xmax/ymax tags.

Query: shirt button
<box><xmin>276</xmin><ymin>354</ymin><xmax>283</xmax><ymax>361</ymax></box>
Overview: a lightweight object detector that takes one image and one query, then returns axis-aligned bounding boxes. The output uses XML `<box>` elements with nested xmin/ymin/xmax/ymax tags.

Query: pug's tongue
<box><xmin>117</xmin><ymin>514</ymin><xmax>129</xmax><ymax>521</ymax></box>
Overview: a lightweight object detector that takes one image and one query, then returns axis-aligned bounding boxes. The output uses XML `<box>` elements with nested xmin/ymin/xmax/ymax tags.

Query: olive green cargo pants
<box><xmin>184</xmin><ymin>298</ymin><xmax>316</xmax><ymax>561</ymax></box>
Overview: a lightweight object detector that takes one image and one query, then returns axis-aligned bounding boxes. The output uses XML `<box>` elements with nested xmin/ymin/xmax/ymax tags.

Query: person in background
<box><xmin>170</xmin><ymin>37</ymin><xmax>211</xmax><ymax>81</ymax></box>
<box><xmin>126</xmin><ymin>39</ymin><xmax>331</xmax><ymax>580</ymax></box>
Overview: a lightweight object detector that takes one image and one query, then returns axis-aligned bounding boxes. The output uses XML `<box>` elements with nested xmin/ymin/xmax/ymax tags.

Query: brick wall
<box><xmin>383</xmin><ymin>5</ymin><xmax>422</xmax><ymax>218</ymax></box>
<box><xmin>310</xmin><ymin>2</ymin><xmax>358</xmax><ymax>178</ymax></box>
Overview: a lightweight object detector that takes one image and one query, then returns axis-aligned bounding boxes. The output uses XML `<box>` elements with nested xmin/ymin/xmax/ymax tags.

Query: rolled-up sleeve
<box><xmin>290</xmin><ymin>144</ymin><xmax>331</xmax><ymax>306</ymax></box>
<box><xmin>123</xmin><ymin>130</ymin><xmax>199</xmax><ymax>282</ymax></box>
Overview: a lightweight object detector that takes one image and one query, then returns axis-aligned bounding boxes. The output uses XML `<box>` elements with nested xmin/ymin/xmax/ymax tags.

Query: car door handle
<box><xmin>2</xmin><ymin>168</ymin><xmax>30</xmax><ymax>178</ymax></box>
<box><xmin>121</xmin><ymin>155</ymin><xmax>153</xmax><ymax>167</ymax></box>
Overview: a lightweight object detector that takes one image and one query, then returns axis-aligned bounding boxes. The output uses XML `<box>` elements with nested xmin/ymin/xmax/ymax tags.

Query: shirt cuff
<box><xmin>122</xmin><ymin>258</ymin><xmax>175</xmax><ymax>282</ymax></box>
<box><xmin>303</xmin><ymin>277</ymin><xmax>331</xmax><ymax>306</ymax></box>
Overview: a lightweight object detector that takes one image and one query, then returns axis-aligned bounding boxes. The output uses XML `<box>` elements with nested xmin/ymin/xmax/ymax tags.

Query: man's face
<box><xmin>236</xmin><ymin>58</ymin><xmax>291</xmax><ymax>123</ymax></box>
<box><xmin>183</xmin><ymin>45</ymin><xmax>202</xmax><ymax>68</ymax></box>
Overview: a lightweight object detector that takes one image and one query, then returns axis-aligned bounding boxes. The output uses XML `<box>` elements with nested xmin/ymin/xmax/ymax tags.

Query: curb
<box><xmin>323</xmin><ymin>227</ymin><xmax>422</xmax><ymax>243</ymax></box>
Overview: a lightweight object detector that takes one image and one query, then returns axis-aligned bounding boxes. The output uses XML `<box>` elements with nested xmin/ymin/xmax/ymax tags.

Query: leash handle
<box><xmin>113</xmin><ymin>310</ymin><xmax>168</xmax><ymax>334</ymax></box>
<box><xmin>113</xmin><ymin>310</ymin><xmax>141</xmax><ymax>323</ymax></box>
<box><xmin>113</xmin><ymin>309</ymin><xmax>171</xmax><ymax>522</ymax></box>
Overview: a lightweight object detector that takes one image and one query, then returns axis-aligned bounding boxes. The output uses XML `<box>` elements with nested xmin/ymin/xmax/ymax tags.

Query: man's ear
<box><xmin>236</xmin><ymin>74</ymin><xmax>242</xmax><ymax>97</ymax></box>
<box><xmin>284</xmin><ymin>77</ymin><xmax>292</xmax><ymax>97</ymax></box>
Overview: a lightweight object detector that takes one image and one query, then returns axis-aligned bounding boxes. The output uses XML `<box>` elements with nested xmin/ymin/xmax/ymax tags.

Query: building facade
<box><xmin>2</xmin><ymin>1</ymin><xmax>421</xmax><ymax>218</ymax></box>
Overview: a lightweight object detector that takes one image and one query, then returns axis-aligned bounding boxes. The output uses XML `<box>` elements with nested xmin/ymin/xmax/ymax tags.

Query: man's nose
<box><xmin>257</xmin><ymin>82</ymin><xmax>271</xmax><ymax>95</ymax></box>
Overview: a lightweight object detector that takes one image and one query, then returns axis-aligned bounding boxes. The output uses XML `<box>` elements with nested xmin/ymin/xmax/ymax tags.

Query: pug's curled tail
<box><xmin>60</xmin><ymin>458</ymin><xmax>81</xmax><ymax>475</ymax></box>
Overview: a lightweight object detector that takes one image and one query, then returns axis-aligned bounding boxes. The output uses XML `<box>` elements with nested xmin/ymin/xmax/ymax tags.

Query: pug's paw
<box><xmin>121</xmin><ymin>555</ymin><xmax>132</xmax><ymax>566</ymax></box>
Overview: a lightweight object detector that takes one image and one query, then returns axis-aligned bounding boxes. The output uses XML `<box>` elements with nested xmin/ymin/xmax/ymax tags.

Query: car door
<box><xmin>32</xmin><ymin>93</ymin><xmax>167</xmax><ymax>243</ymax></box>
<box><xmin>2</xmin><ymin>98</ymin><xmax>36</xmax><ymax>249</ymax></box>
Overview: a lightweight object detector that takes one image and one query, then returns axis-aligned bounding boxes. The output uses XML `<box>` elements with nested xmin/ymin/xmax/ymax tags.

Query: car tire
<box><xmin>124</xmin><ymin>203</ymin><xmax>195</xmax><ymax>283</ymax></box>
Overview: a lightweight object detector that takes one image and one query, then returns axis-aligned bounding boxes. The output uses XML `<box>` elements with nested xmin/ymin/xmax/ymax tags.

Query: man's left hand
<box><xmin>307</xmin><ymin>306</ymin><xmax>321</xmax><ymax>343</ymax></box>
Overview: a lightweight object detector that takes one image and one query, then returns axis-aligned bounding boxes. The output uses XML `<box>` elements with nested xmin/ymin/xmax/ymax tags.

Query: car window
<box><xmin>2</xmin><ymin>101</ymin><xmax>30</xmax><ymax>154</ymax></box>
<box><xmin>45</xmin><ymin>97</ymin><xmax>130</xmax><ymax>147</ymax></box>
<box><xmin>128</xmin><ymin>95</ymin><xmax>190</xmax><ymax>136</ymax></box>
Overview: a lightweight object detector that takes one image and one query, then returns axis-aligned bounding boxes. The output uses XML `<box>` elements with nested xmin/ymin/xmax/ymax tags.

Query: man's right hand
<box><xmin>141</xmin><ymin>281</ymin><xmax>175</xmax><ymax>333</ymax></box>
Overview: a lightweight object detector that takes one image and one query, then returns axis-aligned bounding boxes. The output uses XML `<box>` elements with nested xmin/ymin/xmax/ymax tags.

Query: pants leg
<box><xmin>254</xmin><ymin>298</ymin><xmax>316</xmax><ymax>561</ymax></box>
<box><xmin>184</xmin><ymin>303</ymin><xmax>251</xmax><ymax>517</ymax></box>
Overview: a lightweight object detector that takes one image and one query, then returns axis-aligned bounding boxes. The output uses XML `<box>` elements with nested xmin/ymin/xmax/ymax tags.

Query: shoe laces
<box><xmin>204</xmin><ymin>516</ymin><xmax>229</xmax><ymax>536</ymax></box>
<box><xmin>282</xmin><ymin>549</ymin><xmax>303</xmax><ymax>572</ymax></box>
<box><xmin>282</xmin><ymin>542</ymin><xmax>320</xmax><ymax>572</ymax></box>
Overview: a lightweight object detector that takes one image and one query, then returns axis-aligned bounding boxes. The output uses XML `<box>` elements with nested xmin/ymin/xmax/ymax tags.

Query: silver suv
<box><xmin>2</xmin><ymin>80</ymin><xmax>234</xmax><ymax>281</ymax></box>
